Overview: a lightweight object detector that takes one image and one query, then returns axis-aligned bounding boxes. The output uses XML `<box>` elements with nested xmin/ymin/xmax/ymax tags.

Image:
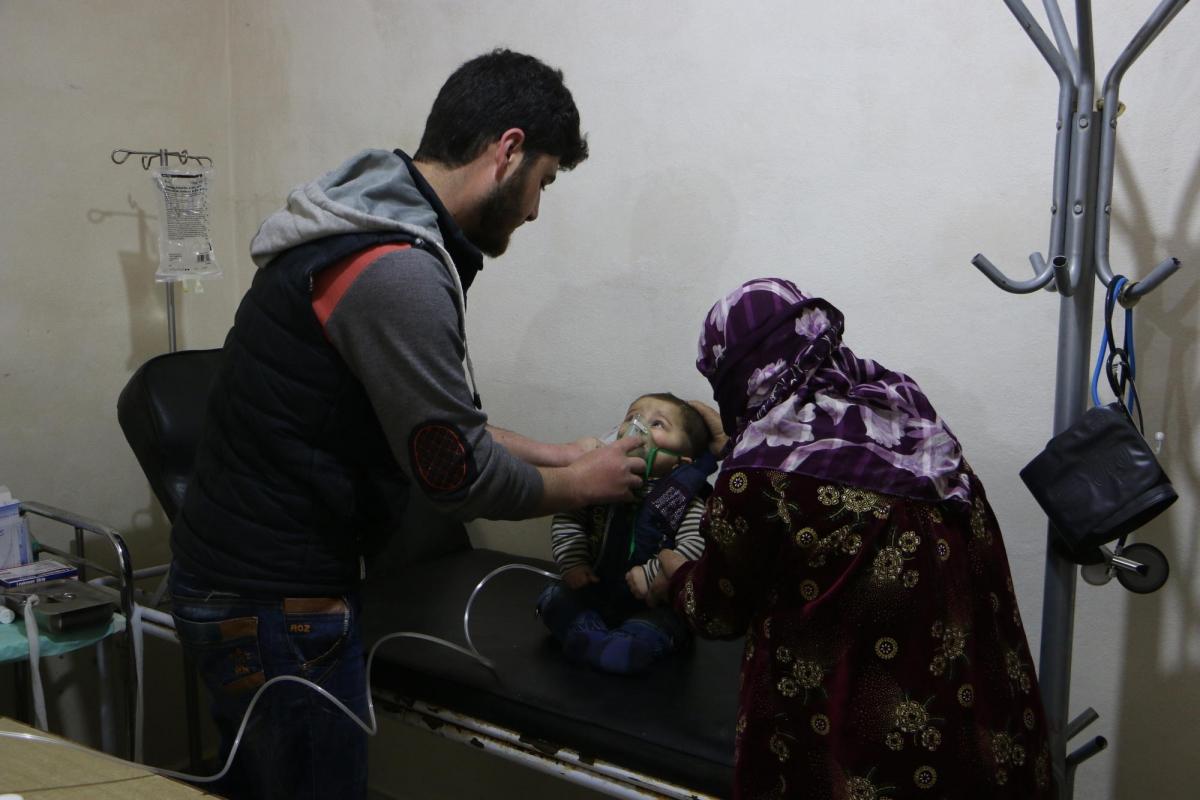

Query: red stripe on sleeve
<box><xmin>312</xmin><ymin>243</ymin><xmax>412</xmax><ymax>329</ymax></box>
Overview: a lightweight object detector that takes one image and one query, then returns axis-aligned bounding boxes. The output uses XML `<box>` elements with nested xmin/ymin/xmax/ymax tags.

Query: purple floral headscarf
<box><xmin>698</xmin><ymin>278</ymin><xmax>971</xmax><ymax>504</ymax></box>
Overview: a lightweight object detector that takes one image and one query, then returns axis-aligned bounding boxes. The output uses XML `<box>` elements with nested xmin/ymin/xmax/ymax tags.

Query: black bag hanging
<box><xmin>1019</xmin><ymin>276</ymin><xmax>1177</xmax><ymax>564</ymax></box>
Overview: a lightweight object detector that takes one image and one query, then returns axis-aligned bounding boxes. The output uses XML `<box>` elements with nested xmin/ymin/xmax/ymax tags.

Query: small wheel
<box><xmin>1115</xmin><ymin>543</ymin><xmax>1169</xmax><ymax>594</ymax></box>
<box><xmin>1080</xmin><ymin>561</ymin><xmax>1114</xmax><ymax>586</ymax></box>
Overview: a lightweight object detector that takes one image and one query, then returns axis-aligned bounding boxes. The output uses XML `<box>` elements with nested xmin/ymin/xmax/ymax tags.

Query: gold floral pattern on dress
<box><xmin>990</xmin><ymin>592</ymin><xmax>1001</xmax><ymax>612</ymax></box>
<box><xmin>704</xmin><ymin>616</ymin><xmax>736</xmax><ymax>637</ymax></box>
<box><xmin>684</xmin><ymin>577</ymin><xmax>696</xmax><ymax>616</ymax></box>
<box><xmin>769</xmin><ymin>732</ymin><xmax>791</xmax><ymax>762</ymax></box>
<box><xmin>873</xmin><ymin>546</ymin><xmax>904</xmax><ymax>581</ymax></box>
<box><xmin>989</xmin><ymin>730</ymin><xmax>1029</xmax><ymax>786</ymax></box>
<box><xmin>970</xmin><ymin>497</ymin><xmax>991</xmax><ymax>543</ymax></box>
<box><xmin>957</xmin><ymin>683</ymin><xmax>975</xmax><ymax>708</ymax></box>
<box><xmin>1035</xmin><ymin>746</ymin><xmax>1051</xmax><ymax>789</ymax></box>
<box><xmin>811</xmin><ymin>713</ymin><xmax>831</xmax><ymax>736</ymax></box>
<box><xmin>708</xmin><ymin>513</ymin><xmax>738</xmax><ymax>546</ymax></box>
<box><xmin>776</xmin><ymin>656</ymin><xmax>826</xmax><ymax>703</ymax></box>
<box><xmin>913</xmin><ymin>765</ymin><xmax>938</xmax><ymax>790</ymax></box>
<box><xmin>767</xmin><ymin>472</ymin><xmax>801</xmax><ymax>527</ymax></box>
<box><xmin>935</xmin><ymin>538</ymin><xmax>950</xmax><ymax>561</ymax></box>
<box><xmin>727</xmin><ymin>471</ymin><xmax>749</xmax><ymax>493</ymax></box>
<box><xmin>805</xmin><ymin>524</ymin><xmax>864</xmax><ymax>568</ymax></box>
<box><xmin>818</xmin><ymin>484</ymin><xmax>892</xmax><ymax>520</ymax></box>
<box><xmin>718</xmin><ymin>578</ymin><xmax>736</xmax><ymax>597</ymax></box>
<box><xmin>845</xmin><ymin>772</ymin><xmax>895</xmax><ymax>800</ymax></box>
<box><xmin>793</xmin><ymin>659</ymin><xmax>824</xmax><ymax>689</ymax></box>
<box><xmin>871</xmin><ymin>528</ymin><xmax>922</xmax><ymax>586</ymax></box>
<box><xmin>887</xmin><ymin>697</ymin><xmax>944</xmax><ymax>753</ymax></box>
<box><xmin>794</xmin><ymin>526</ymin><xmax>817</xmax><ymax>548</ymax></box>
<box><xmin>1023</xmin><ymin>707</ymin><xmax>1037</xmax><ymax>730</ymax></box>
<box><xmin>929</xmin><ymin>620</ymin><xmax>969</xmax><ymax>679</ymax></box>
<box><xmin>736</xmin><ymin>714</ymin><xmax>747</xmax><ymax>735</ymax></box>
<box><xmin>875</xmin><ymin>637</ymin><xmax>899</xmax><ymax>660</ymax></box>
<box><xmin>799</xmin><ymin>579</ymin><xmax>819</xmax><ymax>601</ymax></box>
<box><xmin>1004</xmin><ymin>648</ymin><xmax>1034</xmax><ymax>694</ymax></box>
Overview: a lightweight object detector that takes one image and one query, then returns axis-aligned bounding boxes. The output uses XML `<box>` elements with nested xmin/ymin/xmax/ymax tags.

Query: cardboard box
<box><xmin>0</xmin><ymin>559</ymin><xmax>79</xmax><ymax>588</ymax></box>
<box><xmin>0</xmin><ymin>488</ymin><xmax>32</xmax><ymax>569</ymax></box>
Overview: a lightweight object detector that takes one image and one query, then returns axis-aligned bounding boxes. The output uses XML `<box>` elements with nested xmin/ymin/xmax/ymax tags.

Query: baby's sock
<box><xmin>562</xmin><ymin>611</ymin><xmax>608</xmax><ymax>664</ymax></box>
<box><xmin>586</xmin><ymin>630</ymin><xmax>654</xmax><ymax>675</ymax></box>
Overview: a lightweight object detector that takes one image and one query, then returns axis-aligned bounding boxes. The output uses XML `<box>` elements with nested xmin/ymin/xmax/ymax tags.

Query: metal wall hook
<box><xmin>972</xmin><ymin>2</ymin><xmax>1192</xmax><ymax>796</ymax></box>
<box><xmin>1093</xmin><ymin>0</ymin><xmax>1189</xmax><ymax>303</ymax></box>
<box><xmin>111</xmin><ymin>148</ymin><xmax>213</xmax><ymax>171</ymax></box>
<box><xmin>972</xmin><ymin>252</ymin><xmax>1060</xmax><ymax>294</ymax></box>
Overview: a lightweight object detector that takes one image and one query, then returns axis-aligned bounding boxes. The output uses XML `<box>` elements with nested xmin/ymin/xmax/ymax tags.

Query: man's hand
<box><xmin>625</xmin><ymin>566</ymin><xmax>649</xmax><ymax>600</ymax></box>
<box><xmin>687</xmin><ymin>400</ymin><xmax>729</xmax><ymax>456</ymax></box>
<box><xmin>536</xmin><ymin>435</ymin><xmax>644</xmax><ymax>514</ymax></box>
<box><xmin>562</xmin><ymin>565</ymin><xmax>599</xmax><ymax>590</ymax></box>
<box><xmin>564</xmin><ymin>436</ymin><xmax>603</xmax><ymax>463</ymax></box>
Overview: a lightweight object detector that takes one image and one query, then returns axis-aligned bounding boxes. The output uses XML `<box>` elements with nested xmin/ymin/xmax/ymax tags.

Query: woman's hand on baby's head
<box><xmin>687</xmin><ymin>400</ymin><xmax>729</xmax><ymax>456</ymax></box>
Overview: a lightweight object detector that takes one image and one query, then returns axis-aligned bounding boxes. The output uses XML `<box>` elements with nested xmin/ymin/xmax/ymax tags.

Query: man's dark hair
<box><xmin>414</xmin><ymin>49</ymin><xmax>588</xmax><ymax>170</ymax></box>
<box><xmin>640</xmin><ymin>393</ymin><xmax>712</xmax><ymax>458</ymax></box>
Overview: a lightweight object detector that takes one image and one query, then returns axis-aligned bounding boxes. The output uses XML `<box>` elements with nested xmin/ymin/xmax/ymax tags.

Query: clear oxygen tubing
<box><xmin>0</xmin><ymin>561</ymin><xmax>563</xmax><ymax>784</ymax></box>
<box><xmin>23</xmin><ymin>595</ymin><xmax>49</xmax><ymax>731</ymax></box>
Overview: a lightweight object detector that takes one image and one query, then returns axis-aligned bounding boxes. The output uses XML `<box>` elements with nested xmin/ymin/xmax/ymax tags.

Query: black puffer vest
<box><xmin>172</xmin><ymin>230</ymin><xmax>445</xmax><ymax>596</ymax></box>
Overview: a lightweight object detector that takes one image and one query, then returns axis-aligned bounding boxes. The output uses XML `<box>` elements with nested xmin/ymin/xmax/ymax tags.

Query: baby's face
<box><xmin>622</xmin><ymin>397</ymin><xmax>692</xmax><ymax>477</ymax></box>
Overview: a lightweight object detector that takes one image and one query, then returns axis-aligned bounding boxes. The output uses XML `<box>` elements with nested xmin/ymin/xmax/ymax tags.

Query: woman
<box><xmin>656</xmin><ymin>278</ymin><xmax>1054</xmax><ymax>799</ymax></box>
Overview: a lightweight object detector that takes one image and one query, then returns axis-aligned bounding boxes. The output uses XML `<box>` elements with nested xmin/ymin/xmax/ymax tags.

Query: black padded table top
<box><xmin>362</xmin><ymin>548</ymin><xmax>740</xmax><ymax>797</ymax></box>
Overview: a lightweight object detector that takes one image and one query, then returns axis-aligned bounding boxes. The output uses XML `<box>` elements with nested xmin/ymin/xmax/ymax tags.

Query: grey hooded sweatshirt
<box><xmin>250</xmin><ymin>149</ymin><xmax>543</xmax><ymax>522</ymax></box>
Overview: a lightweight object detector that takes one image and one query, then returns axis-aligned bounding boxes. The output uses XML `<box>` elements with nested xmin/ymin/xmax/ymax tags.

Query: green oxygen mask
<box><xmin>617</xmin><ymin>414</ymin><xmax>684</xmax><ymax>482</ymax></box>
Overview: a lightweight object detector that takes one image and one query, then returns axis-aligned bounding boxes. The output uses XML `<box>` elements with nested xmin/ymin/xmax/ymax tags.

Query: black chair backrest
<box><xmin>117</xmin><ymin>349</ymin><xmax>224</xmax><ymax>523</ymax></box>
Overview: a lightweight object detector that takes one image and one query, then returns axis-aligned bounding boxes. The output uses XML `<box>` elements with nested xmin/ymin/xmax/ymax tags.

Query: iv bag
<box><xmin>151</xmin><ymin>166</ymin><xmax>222</xmax><ymax>282</ymax></box>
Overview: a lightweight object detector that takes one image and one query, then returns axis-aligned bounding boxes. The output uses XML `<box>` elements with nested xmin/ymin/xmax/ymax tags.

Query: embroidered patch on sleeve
<box><xmin>409</xmin><ymin>421</ymin><xmax>475</xmax><ymax>495</ymax></box>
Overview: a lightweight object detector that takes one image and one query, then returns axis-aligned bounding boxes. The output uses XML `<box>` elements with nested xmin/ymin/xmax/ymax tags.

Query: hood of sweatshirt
<box><xmin>248</xmin><ymin>148</ymin><xmax>483</xmax><ymax>290</ymax></box>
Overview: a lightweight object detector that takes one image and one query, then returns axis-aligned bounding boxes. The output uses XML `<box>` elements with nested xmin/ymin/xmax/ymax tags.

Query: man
<box><xmin>169</xmin><ymin>49</ymin><xmax>644</xmax><ymax>799</ymax></box>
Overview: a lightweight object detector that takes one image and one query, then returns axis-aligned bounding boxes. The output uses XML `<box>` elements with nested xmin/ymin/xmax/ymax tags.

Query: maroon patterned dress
<box><xmin>670</xmin><ymin>467</ymin><xmax>1054</xmax><ymax>800</ymax></box>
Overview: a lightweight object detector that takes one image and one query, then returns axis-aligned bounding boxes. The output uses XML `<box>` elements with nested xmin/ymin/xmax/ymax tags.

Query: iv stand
<box><xmin>110</xmin><ymin>148</ymin><xmax>214</xmax><ymax>353</ymax></box>
<box><xmin>971</xmin><ymin>1</ymin><xmax>1189</xmax><ymax>796</ymax></box>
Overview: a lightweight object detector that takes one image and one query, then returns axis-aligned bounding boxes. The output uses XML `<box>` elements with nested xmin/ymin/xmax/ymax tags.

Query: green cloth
<box><xmin>0</xmin><ymin>613</ymin><xmax>123</xmax><ymax>663</ymax></box>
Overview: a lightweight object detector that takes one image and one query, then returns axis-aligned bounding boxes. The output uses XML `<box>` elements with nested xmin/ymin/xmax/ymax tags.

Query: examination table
<box><xmin>119</xmin><ymin>348</ymin><xmax>740</xmax><ymax>798</ymax></box>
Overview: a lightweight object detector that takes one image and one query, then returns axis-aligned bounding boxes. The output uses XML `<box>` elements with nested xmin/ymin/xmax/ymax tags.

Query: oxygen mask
<box><xmin>603</xmin><ymin>414</ymin><xmax>681</xmax><ymax>481</ymax></box>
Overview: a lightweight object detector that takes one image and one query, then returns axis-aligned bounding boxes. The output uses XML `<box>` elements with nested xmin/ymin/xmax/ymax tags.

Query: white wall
<box><xmin>3</xmin><ymin>2</ymin><xmax>1197</xmax><ymax>798</ymax></box>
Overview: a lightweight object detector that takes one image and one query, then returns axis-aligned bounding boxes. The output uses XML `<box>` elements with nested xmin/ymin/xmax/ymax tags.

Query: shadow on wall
<box><xmin>87</xmin><ymin>197</ymin><xmax>177</xmax><ymax>557</ymax></box>
<box><xmin>1111</xmin><ymin>142</ymin><xmax>1200</xmax><ymax>800</ymax></box>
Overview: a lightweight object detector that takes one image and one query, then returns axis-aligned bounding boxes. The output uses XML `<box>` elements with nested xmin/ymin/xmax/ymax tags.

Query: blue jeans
<box><xmin>169</xmin><ymin>564</ymin><xmax>368</xmax><ymax>800</ymax></box>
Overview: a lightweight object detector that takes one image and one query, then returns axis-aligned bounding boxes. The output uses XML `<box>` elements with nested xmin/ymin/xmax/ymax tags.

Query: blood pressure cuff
<box><xmin>1020</xmin><ymin>402</ymin><xmax>1177</xmax><ymax>563</ymax></box>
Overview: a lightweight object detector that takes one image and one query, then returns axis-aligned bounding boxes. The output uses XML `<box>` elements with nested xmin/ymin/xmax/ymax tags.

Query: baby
<box><xmin>535</xmin><ymin>393</ymin><xmax>715</xmax><ymax>674</ymax></box>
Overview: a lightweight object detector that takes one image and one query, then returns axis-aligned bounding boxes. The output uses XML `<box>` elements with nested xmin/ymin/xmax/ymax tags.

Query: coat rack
<box><xmin>971</xmin><ymin>1</ymin><xmax>1189</xmax><ymax>796</ymax></box>
<box><xmin>111</xmin><ymin>148</ymin><xmax>214</xmax><ymax>353</ymax></box>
